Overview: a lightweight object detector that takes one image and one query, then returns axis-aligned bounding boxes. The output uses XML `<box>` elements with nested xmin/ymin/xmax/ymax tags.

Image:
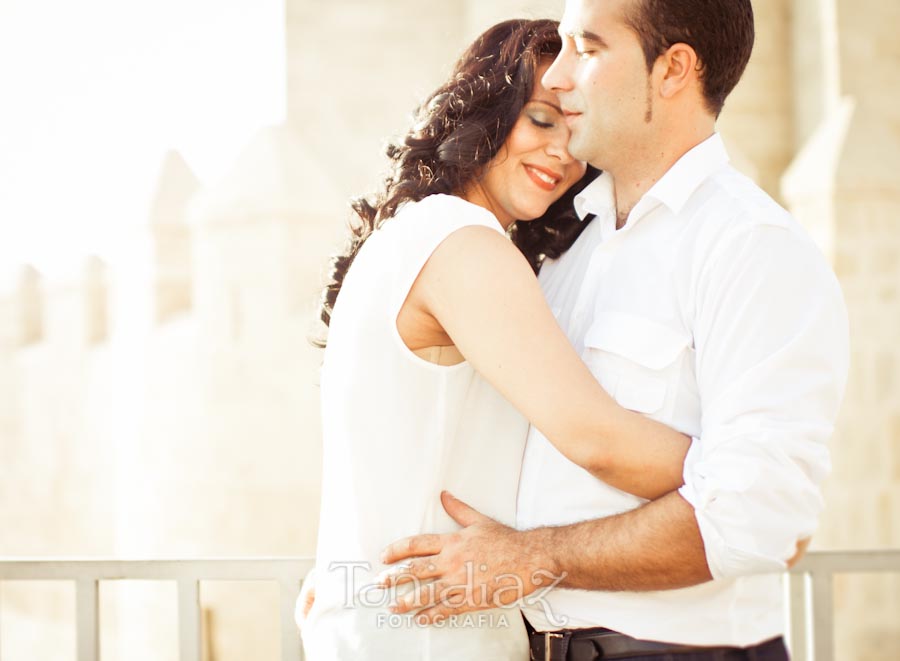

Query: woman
<box><xmin>302</xmin><ymin>19</ymin><xmax>690</xmax><ymax>660</ymax></box>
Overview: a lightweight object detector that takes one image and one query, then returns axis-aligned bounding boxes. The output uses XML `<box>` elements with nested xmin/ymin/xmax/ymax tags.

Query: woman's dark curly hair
<box><xmin>317</xmin><ymin>18</ymin><xmax>597</xmax><ymax>338</ymax></box>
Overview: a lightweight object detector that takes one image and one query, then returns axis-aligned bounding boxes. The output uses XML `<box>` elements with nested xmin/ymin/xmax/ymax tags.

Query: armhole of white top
<box><xmin>388</xmin><ymin>202</ymin><xmax>504</xmax><ymax>373</ymax></box>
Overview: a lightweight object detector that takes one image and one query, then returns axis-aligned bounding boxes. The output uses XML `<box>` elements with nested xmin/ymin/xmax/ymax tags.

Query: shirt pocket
<box><xmin>582</xmin><ymin>310</ymin><xmax>691</xmax><ymax>416</ymax></box>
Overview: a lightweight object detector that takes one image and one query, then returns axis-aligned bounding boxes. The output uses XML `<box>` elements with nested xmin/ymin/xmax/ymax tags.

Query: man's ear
<box><xmin>657</xmin><ymin>43</ymin><xmax>700</xmax><ymax>99</ymax></box>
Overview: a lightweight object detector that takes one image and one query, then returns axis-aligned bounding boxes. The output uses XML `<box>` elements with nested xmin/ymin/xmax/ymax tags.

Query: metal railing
<box><xmin>787</xmin><ymin>550</ymin><xmax>900</xmax><ymax>661</ymax></box>
<box><xmin>0</xmin><ymin>557</ymin><xmax>314</xmax><ymax>661</ymax></box>
<box><xmin>1</xmin><ymin>551</ymin><xmax>899</xmax><ymax>661</ymax></box>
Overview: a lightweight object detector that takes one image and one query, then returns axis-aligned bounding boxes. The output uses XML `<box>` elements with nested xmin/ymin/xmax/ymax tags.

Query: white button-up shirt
<box><xmin>517</xmin><ymin>133</ymin><xmax>849</xmax><ymax>646</ymax></box>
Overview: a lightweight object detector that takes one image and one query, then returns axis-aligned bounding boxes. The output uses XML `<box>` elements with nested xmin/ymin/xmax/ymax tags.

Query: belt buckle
<box><xmin>544</xmin><ymin>631</ymin><xmax>565</xmax><ymax>661</ymax></box>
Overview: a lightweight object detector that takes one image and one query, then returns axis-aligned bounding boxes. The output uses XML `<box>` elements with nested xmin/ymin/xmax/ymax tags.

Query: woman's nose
<box><xmin>545</xmin><ymin>128</ymin><xmax>575</xmax><ymax>163</ymax></box>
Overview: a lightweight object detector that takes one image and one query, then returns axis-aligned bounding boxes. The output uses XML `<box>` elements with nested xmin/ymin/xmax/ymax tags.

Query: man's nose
<box><xmin>542</xmin><ymin>53</ymin><xmax>572</xmax><ymax>92</ymax></box>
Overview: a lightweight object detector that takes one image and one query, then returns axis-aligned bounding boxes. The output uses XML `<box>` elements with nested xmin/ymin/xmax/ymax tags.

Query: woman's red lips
<box><xmin>524</xmin><ymin>164</ymin><xmax>562</xmax><ymax>191</ymax></box>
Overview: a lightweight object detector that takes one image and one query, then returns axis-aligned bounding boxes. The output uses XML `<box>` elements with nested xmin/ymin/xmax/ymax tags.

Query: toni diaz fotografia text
<box><xmin>327</xmin><ymin>560</ymin><xmax>570</xmax><ymax>627</ymax></box>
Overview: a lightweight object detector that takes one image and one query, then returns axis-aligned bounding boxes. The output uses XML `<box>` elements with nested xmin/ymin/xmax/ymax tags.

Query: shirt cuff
<box><xmin>678</xmin><ymin>438</ymin><xmax>793</xmax><ymax>580</ymax></box>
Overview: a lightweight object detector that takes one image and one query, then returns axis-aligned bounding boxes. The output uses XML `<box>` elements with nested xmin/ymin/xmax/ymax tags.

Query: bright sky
<box><xmin>0</xmin><ymin>0</ymin><xmax>285</xmax><ymax>286</ymax></box>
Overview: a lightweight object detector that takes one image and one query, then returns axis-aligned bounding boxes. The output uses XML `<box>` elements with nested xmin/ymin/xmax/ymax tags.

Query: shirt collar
<box><xmin>642</xmin><ymin>133</ymin><xmax>730</xmax><ymax>214</ymax></box>
<box><xmin>573</xmin><ymin>133</ymin><xmax>730</xmax><ymax>221</ymax></box>
<box><xmin>574</xmin><ymin>171</ymin><xmax>616</xmax><ymax>221</ymax></box>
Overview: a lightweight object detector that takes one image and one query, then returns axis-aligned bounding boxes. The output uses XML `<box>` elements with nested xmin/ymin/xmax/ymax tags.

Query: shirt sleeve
<box><xmin>677</xmin><ymin>222</ymin><xmax>849</xmax><ymax>580</ymax></box>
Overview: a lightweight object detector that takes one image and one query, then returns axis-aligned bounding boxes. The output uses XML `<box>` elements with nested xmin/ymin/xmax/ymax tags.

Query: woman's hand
<box><xmin>787</xmin><ymin>538</ymin><xmax>811</xmax><ymax>568</ymax></box>
<box><xmin>294</xmin><ymin>568</ymin><xmax>317</xmax><ymax>631</ymax></box>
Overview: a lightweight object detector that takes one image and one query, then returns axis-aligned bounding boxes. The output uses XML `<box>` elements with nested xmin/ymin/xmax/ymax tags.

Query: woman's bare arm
<box><xmin>406</xmin><ymin>226</ymin><xmax>689</xmax><ymax>500</ymax></box>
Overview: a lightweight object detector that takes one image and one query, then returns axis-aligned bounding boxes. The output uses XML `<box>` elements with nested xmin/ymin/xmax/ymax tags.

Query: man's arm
<box><xmin>676</xmin><ymin>224</ymin><xmax>848</xmax><ymax>580</ymax></box>
<box><xmin>380</xmin><ymin>490</ymin><xmax>707</xmax><ymax>622</ymax></box>
<box><xmin>383</xmin><ymin>488</ymin><xmax>812</xmax><ymax>622</ymax></box>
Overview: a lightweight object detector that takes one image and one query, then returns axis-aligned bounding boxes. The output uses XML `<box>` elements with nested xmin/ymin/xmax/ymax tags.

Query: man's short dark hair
<box><xmin>624</xmin><ymin>0</ymin><xmax>755</xmax><ymax>116</ymax></box>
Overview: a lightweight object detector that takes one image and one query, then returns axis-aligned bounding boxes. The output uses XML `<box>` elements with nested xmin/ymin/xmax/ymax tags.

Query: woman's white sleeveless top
<box><xmin>304</xmin><ymin>195</ymin><xmax>530</xmax><ymax>660</ymax></box>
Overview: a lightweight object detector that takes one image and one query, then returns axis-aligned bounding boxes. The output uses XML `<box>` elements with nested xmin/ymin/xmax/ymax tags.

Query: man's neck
<box><xmin>610</xmin><ymin>125</ymin><xmax>715</xmax><ymax>229</ymax></box>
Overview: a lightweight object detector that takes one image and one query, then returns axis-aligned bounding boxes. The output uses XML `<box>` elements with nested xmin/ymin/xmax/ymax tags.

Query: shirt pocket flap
<box><xmin>584</xmin><ymin>310</ymin><xmax>691</xmax><ymax>370</ymax></box>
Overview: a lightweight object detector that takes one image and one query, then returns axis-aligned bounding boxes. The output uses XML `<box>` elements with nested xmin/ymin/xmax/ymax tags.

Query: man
<box><xmin>379</xmin><ymin>0</ymin><xmax>849</xmax><ymax>659</ymax></box>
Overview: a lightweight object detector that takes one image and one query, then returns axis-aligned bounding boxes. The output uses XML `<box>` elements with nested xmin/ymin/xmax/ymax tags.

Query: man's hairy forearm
<box><xmin>526</xmin><ymin>491</ymin><xmax>713</xmax><ymax>591</ymax></box>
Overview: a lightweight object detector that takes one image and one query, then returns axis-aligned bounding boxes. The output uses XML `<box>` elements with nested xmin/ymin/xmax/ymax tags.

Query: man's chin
<box><xmin>566</xmin><ymin>139</ymin><xmax>598</xmax><ymax>166</ymax></box>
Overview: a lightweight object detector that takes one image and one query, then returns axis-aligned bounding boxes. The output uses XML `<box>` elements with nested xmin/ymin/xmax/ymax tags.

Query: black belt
<box><xmin>525</xmin><ymin>619</ymin><xmax>788</xmax><ymax>661</ymax></box>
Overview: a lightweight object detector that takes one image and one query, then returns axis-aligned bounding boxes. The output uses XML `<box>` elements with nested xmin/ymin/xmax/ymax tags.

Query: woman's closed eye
<box><xmin>529</xmin><ymin>115</ymin><xmax>555</xmax><ymax>129</ymax></box>
<box><xmin>525</xmin><ymin>103</ymin><xmax>563</xmax><ymax>129</ymax></box>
